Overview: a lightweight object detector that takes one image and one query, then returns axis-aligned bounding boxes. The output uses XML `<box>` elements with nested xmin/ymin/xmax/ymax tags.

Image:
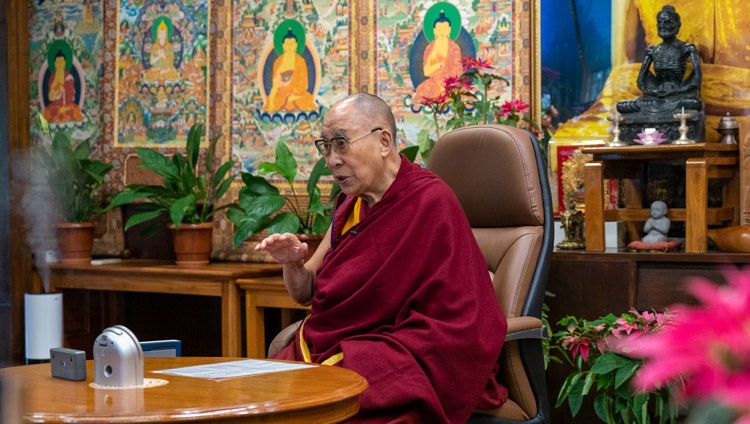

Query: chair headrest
<box><xmin>428</xmin><ymin>125</ymin><xmax>545</xmax><ymax>228</ymax></box>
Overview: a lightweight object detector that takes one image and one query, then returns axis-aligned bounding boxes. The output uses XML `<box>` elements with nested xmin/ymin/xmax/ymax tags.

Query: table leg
<box><xmin>585</xmin><ymin>161</ymin><xmax>605</xmax><ymax>251</ymax></box>
<box><xmin>686</xmin><ymin>158</ymin><xmax>708</xmax><ymax>253</ymax></box>
<box><xmin>221</xmin><ymin>281</ymin><xmax>242</xmax><ymax>357</ymax></box>
<box><xmin>245</xmin><ymin>292</ymin><xmax>266</xmax><ymax>358</ymax></box>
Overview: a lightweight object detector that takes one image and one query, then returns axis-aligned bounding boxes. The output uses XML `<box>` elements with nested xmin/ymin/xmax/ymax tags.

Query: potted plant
<box><xmin>107</xmin><ymin>123</ymin><xmax>236</xmax><ymax>267</ymax></box>
<box><xmin>552</xmin><ymin>309</ymin><xmax>679</xmax><ymax>424</ymax></box>
<box><xmin>228</xmin><ymin>141</ymin><xmax>333</xmax><ymax>258</ymax></box>
<box><xmin>417</xmin><ymin>56</ymin><xmax>542</xmax><ymax>163</ymax></box>
<box><xmin>35</xmin><ymin>114</ymin><xmax>113</xmax><ymax>263</ymax></box>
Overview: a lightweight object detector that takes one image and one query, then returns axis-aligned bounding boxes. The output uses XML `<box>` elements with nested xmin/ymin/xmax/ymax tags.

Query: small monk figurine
<box><xmin>642</xmin><ymin>201</ymin><xmax>670</xmax><ymax>243</ymax></box>
<box><xmin>616</xmin><ymin>5</ymin><xmax>705</xmax><ymax>143</ymax></box>
<box><xmin>627</xmin><ymin>200</ymin><xmax>682</xmax><ymax>252</ymax></box>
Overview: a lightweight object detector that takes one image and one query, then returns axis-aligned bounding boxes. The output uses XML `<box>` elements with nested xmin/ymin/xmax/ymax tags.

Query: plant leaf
<box><xmin>274</xmin><ymin>141</ymin><xmax>297</xmax><ymax>183</ymax></box>
<box><xmin>312</xmin><ymin>213</ymin><xmax>331</xmax><ymax>234</ymax></box>
<box><xmin>169</xmin><ymin>194</ymin><xmax>196</xmax><ymax>227</ymax></box>
<box><xmin>307</xmin><ymin>157</ymin><xmax>330</xmax><ymax>195</ymax></box>
<box><xmin>590</xmin><ymin>352</ymin><xmax>634</xmax><ymax>375</ymax></box>
<box><xmin>107</xmin><ymin>187</ymin><xmax>155</xmax><ymax>209</ymax></box>
<box><xmin>568</xmin><ymin>379</ymin><xmax>586</xmax><ymax>416</ymax></box>
<box><xmin>238</xmin><ymin>193</ymin><xmax>286</xmax><ymax>219</ymax></box>
<box><xmin>400</xmin><ymin>145</ymin><xmax>419</xmax><ymax>162</ymax></box>
<box><xmin>136</xmin><ymin>147</ymin><xmax>179</xmax><ymax>180</ymax></box>
<box><xmin>212</xmin><ymin>161</ymin><xmax>234</xmax><ymax>191</ymax></box>
<box><xmin>556</xmin><ymin>372</ymin><xmax>584</xmax><ymax>407</ymax></box>
<box><xmin>417</xmin><ymin>129</ymin><xmax>435</xmax><ymax>163</ymax></box>
<box><xmin>267</xmin><ymin>212</ymin><xmax>300</xmax><ymax>235</ymax></box>
<box><xmin>213</xmin><ymin>176</ymin><xmax>234</xmax><ymax>205</ymax></box>
<box><xmin>593</xmin><ymin>394</ymin><xmax>609</xmax><ymax>423</ymax></box>
<box><xmin>615</xmin><ymin>360</ymin><xmax>641</xmax><ymax>389</ymax></box>
<box><xmin>125</xmin><ymin>209</ymin><xmax>164</xmax><ymax>231</ymax></box>
<box><xmin>240</xmin><ymin>173</ymin><xmax>280</xmax><ymax>196</ymax></box>
<box><xmin>186</xmin><ymin>123</ymin><xmax>203</xmax><ymax>169</ymax></box>
<box><xmin>72</xmin><ymin>138</ymin><xmax>92</xmax><ymax>160</ymax></box>
<box><xmin>633</xmin><ymin>392</ymin><xmax>649</xmax><ymax>424</ymax></box>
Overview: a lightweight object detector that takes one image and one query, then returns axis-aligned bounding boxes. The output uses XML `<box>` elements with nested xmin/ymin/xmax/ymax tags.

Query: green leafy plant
<box><xmin>229</xmin><ymin>141</ymin><xmax>333</xmax><ymax>248</ymax></box>
<box><xmin>35</xmin><ymin>113</ymin><xmax>113</xmax><ymax>223</ymax></box>
<box><xmin>107</xmin><ymin>123</ymin><xmax>236</xmax><ymax>235</ymax></box>
<box><xmin>553</xmin><ymin>310</ymin><xmax>678</xmax><ymax>424</ymax></box>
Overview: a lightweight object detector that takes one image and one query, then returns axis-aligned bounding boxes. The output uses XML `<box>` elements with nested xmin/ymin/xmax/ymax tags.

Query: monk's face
<box><xmin>321</xmin><ymin>102</ymin><xmax>390</xmax><ymax>204</ymax></box>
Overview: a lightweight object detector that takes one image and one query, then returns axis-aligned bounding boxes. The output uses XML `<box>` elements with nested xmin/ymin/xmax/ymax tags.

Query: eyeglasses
<box><xmin>314</xmin><ymin>127</ymin><xmax>382</xmax><ymax>156</ymax></box>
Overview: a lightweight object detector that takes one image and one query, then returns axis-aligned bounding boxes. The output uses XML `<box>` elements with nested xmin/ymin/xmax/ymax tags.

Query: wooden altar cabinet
<box><xmin>582</xmin><ymin>143</ymin><xmax>739</xmax><ymax>253</ymax></box>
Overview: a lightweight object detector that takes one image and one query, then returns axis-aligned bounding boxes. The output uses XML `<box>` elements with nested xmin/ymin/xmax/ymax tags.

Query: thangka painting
<box><xmin>29</xmin><ymin>0</ymin><xmax>104</xmax><ymax>141</ymax></box>
<box><xmin>231</xmin><ymin>0</ymin><xmax>353</xmax><ymax>177</ymax></box>
<box><xmin>114</xmin><ymin>0</ymin><xmax>210</xmax><ymax>146</ymax></box>
<box><xmin>374</xmin><ymin>0</ymin><xmax>536</xmax><ymax>152</ymax></box>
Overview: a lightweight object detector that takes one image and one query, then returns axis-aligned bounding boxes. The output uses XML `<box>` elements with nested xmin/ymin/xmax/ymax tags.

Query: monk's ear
<box><xmin>379</xmin><ymin>129</ymin><xmax>394</xmax><ymax>156</ymax></box>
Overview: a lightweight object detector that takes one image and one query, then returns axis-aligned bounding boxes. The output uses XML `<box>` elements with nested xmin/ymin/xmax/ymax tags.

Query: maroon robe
<box><xmin>272</xmin><ymin>156</ymin><xmax>508</xmax><ymax>423</ymax></box>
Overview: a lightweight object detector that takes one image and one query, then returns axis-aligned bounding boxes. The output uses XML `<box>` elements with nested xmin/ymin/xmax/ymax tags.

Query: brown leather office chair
<box><xmin>428</xmin><ymin>124</ymin><xmax>553</xmax><ymax>424</ymax></box>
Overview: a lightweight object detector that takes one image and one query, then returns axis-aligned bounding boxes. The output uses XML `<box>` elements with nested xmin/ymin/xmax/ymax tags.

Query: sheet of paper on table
<box><xmin>153</xmin><ymin>359</ymin><xmax>315</xmax><ymax>380</ymax></box>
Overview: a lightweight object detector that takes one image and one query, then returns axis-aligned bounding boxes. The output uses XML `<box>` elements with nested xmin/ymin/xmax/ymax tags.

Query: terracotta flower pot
<box><xmin>55</xmin><ymin>222</ymin><xmax>95</xmax><ymax>264</ymax></box>
<box><xmin>170</xmin><ymin>222</ymin><xmax>214</xmax><ymax>267</ymax></box>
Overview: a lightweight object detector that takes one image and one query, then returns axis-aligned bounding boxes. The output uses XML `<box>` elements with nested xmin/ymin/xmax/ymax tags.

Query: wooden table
<box><xmin>0</xmin><ymin>356</ymin><xmax>367</xmax><ymax>423</ymax></box>
<box><xmin>237</xmin><ymin>276</ymin><xmax>311</xmax><ymax>359</ymax></box>
<box><xmin>48</xmin><ymin>260</ymin><xmax>282</xmax><ymax>357</ymax></box>
<box><xmin>582</xmin><ymin>143</ymin><xmax>739</xmax><ymax>253</ymax></box>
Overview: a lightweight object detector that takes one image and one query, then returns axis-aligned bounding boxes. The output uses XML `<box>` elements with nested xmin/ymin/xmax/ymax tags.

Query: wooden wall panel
<box><xmin>4</xmin><ymin>0</ymin><xmax>31</xmax><ymax>367</ymax></box>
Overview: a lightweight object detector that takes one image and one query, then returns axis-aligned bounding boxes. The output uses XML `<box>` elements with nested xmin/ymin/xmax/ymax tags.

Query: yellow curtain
<box><xmin>554</xmin><ymin>0</ymin><xmax>750</xmax><ymax>143</ymax></box>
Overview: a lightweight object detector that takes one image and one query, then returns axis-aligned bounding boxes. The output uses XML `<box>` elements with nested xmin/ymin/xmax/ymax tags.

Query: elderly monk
<box><xmin>256</xmin><ymin>93</ymin><xmax>508</xmax><ymax>423</ymax></box>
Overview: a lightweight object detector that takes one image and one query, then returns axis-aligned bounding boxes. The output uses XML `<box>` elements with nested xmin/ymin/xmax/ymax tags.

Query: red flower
<box><xmin>419</xmin><ymin>93</ymin><xmax>448</xmax><ymax>108</ymax></box>
<box><xmin>443</xmin><ymin>76</ymin><xmax>473</xmax><ymax>92</ymax></box>
<box><xmin>498</xmin><ymin>99</ymin><xmax>530</xmax><ymax>118</ymax></box>
<box><xmin>461</xmin><ymin>56</ymin><xmax>493</xmax><ymax>72</ymax></box>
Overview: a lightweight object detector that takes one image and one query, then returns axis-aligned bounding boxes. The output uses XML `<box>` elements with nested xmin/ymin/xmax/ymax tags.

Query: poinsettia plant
<box><xmin>553</xmin><ymin>309</ymin><xmax>679</xmax><ymax>424</ymax></box>
<box><xmin>417</xmin><ymin>56</ymin><xmax>540</xmax><ymax>162</ymax></box>
<box><xmin>625</xmin><ymin>267</ymin><xmax>750</xmax><ymax>424</ymax></box>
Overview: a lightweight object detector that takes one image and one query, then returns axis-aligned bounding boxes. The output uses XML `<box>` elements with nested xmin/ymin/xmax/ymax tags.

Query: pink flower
<box><xmin>562</xmin><ymin>335</ymin><xmax>591</xmax><ymax>362</ymax></box>
<box><xmin>461</xmin><ymin>56</ymin><xmax>493</xmax><ymax>72</ymax></box>
<box><xmin>443</xmin><ymin>76</ymin><xmax>473</xmax><ymax>92</ymax></box>
<box><xmin>419</xmin><ymin>93</ymin><xmax>448</xmax><ymax>108</ymax></box>
<box><xmin>626</xmin><ymin>267</ymin><xmax>750</xmax><ymax>409</ymax></box>
<box><xmin>613</xmin><ymin>318</ymin><xmax>639</xmax><ymax>336</ymax></box>
<box><xmin>497</xmin><ymin>99</ymin><xmax>529</xmax><ymax>118</ymax></box>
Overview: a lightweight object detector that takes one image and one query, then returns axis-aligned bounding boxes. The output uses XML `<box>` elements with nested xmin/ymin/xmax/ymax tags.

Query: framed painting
<box><xmin>230</xmin><ymin>0</ymin><xmax>359</xmax><ymax>178</ymax></box>
<box><xmin>29</xmin><ymin>0</ymin><xmax>104</xmax><ymax>142</ymax></box>
<box><xmin>113</xmin><ymin>0</ymin><xmax>211</xmax><ymax>147</ymax></box>
<box><xmin>372</xmin><ymin>0</ymin><xmax>540</xmax><ymax>153</ymax></box>
<box><xmin>217</xmin><ymin>0</ymin><xmax>360</xmax><ymax>261</ymax></box>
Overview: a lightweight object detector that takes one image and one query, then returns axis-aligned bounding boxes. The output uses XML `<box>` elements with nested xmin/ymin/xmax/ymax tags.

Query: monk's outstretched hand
<box><xmin>255</xmin><ymin>233</ymin><xmax>308</xmax><ymax>265</ymax></box>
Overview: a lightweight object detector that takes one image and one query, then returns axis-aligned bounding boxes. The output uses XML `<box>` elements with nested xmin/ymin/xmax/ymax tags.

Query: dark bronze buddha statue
<box><xmin>616</xmin><ymin>5</ymin><xmax>705</xmax><ymax>143</ymax></box>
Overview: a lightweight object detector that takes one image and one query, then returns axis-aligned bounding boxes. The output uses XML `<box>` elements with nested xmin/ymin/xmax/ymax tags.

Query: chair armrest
<box><xmin>267</xmin><ymin>320</ymin><xmax>303</xmax><ymax>357</ymax></box>
<box><xmin>505</xmin><ymin>316</ymin><xmax>548</xmax><ymax>341</ymax></box>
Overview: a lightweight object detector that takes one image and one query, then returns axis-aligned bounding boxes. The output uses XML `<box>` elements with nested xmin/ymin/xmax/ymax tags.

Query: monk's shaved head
<box><xmin>330</xmin><ymin>93</ymin><xmax>397</xmax><ymax>146</ymax></box>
